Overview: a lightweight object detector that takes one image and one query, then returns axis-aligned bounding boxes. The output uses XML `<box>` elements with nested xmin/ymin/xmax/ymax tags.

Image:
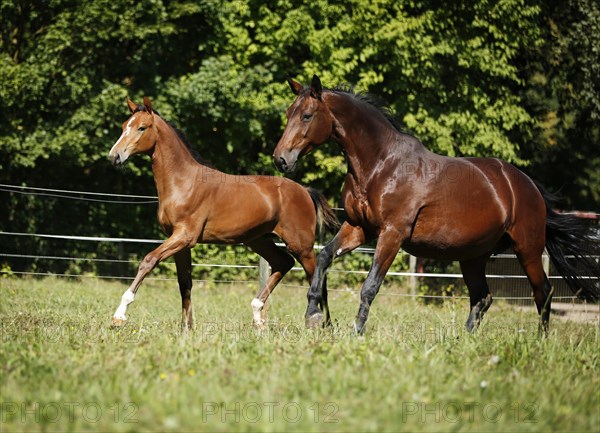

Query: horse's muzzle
<box><xmin>276</xmin><ymin>156</ymin><xmax>290</xmax><ymax>173</ymax></box>
<box><xmin>109</xmin><ymin>152</ymin><xmax>124</xmax><ymax>166</ymax></box>
<box><xmin>272</xmin><ymin>151</ymin><xmax>298</xmax><ymax>173</ymax></box>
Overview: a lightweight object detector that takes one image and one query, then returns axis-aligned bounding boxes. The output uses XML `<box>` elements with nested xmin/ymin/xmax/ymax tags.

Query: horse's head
<box><xmin>109</xmin><ymin>97</ymin><xmax>157</xmax><ymax>165</ymax></box>
<box><xmin>273</xmin><ymin>74</ymin><xmax>333</xmax><ymax>173</ymax></box>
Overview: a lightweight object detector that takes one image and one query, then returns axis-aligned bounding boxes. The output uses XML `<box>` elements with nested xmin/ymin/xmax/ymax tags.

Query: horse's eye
<box><xmin>138</xmin><ymin>126</ymin><xmax>147</xmax><ymax>132</ymax></box>
<box><xmin>302</xmin><ymin>113</ymin><xmax>313</xmax><ymax>122</ymax></box>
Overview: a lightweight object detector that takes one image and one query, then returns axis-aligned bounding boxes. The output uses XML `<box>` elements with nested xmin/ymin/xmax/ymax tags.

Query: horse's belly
<box><xmin>200</xmin><ymin>210</ymin><xmax>276</xmax><ymax>244</ymax></box>
<box><xmin>402</xmin><ymin>240</ymin><xmax>498</xmax><ymax>261</ymax></box>
<box><xmin>403</xmin><ymin>204</ymin><xmax>507</xmax><ymax>261</ymax></box>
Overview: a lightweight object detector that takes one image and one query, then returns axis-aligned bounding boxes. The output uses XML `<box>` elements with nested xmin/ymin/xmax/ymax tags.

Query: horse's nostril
<box><xmin>279</xmin><ymin>157</ymin><xmax>287</xmax><ymax>169</ymax></box>
<box><xmin>110</xmin><ymin>152</ymin><xmax>121</xmax><ymax>165</ymax></box>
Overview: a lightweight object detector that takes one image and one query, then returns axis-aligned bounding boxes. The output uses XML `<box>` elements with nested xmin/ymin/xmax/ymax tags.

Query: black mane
<box><xmin>133</xmin><ymin>105</ymin><xmax>212</xmax><ymax>167</ymax></box>
<box><xmin>327</xmin><ymin>85</ymin><xmax>408</xmax><ymax>134</ymax></box>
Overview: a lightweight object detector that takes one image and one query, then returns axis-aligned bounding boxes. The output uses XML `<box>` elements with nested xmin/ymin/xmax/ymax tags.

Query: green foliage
<box><xmin>190</xmin><ymin>244</ymin><xmax>260</xmax><ymax>287</ymax></box>
<box><xmin>326</xmin><ymin>249</ymin><xmax>410</xmax><ymax>288</ymax></box>
<box><xmin>415</xmin><ymin>260</ymin><xmax>467</xmax><ymax>305</ymax></box>
<box><xmin>0</xmin><ymin>262</ymin><xmax>13</xmax><ymax>277</ymax></box>
<box><xmin>0</xmin><ymin>0</ymin><xmax>598</xmax><ymax>279</ymax></box>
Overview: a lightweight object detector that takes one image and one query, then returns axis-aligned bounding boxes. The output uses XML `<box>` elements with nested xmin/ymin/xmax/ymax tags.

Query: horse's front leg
<box><xmin>305</xmin><ymin>222</ymin><xmax>366</xmax><ymax>328</ymax></box>
<box><xmin>354</xmin><ymin>230</ymin><xmax>403</xmax><ymax>335</ymax></box>
<box><xmin>112</xmin><ymin>232</ymin><xmax>191</xmax><ymax>327</ymax></box>
<box><xmin>175</xmin><ymin>249</ymin><xmax>194</xmax><ymax>331</ymax></box>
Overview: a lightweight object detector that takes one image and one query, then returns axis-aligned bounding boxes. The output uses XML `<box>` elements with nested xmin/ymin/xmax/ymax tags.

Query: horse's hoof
<box><xmin>253</xmin><ymin>321</ymin><xmax>267</xmax><ymax>332</ymax></box>
<box><xmin>465</xmin><ymin>316</ymin><xmax>479</xmax><ymax>333</ymax></box>
<box><xmin>353</xmin><ymin>321</ymin><xmax>366</xmax><ymax>335</ymax></box>
<box><xmin>305</xmin><ymin>313</ymin><xmax>324</xmax><ymax>329</ymax></box>
<box><xmin>111</xmin><ymin>317</ymin><xmax>126</xmax><ymax>327</ymax></box>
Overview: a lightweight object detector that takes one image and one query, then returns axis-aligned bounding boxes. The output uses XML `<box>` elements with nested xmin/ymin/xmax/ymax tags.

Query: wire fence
<box><xmin>1</xmin><ymin>183</ymin><xmax>598</xmax><ymax>307</ymax></box>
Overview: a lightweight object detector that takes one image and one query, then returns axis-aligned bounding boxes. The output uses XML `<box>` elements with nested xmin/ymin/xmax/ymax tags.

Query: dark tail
<box><xmin>536</xmin><ymin>182</ymin><xmax>600</xmax><ymax>302</ymax></box>
<box><xmin>306</xmin><ymin>188</ymin><xmax>340</xmax><ymax>236</ymax></box>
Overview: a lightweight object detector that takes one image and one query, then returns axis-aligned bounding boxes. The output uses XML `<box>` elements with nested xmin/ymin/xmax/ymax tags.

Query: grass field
<box><xmin>1</xmin><ymin>276</ymin><xmax>599</xmax><ymax>432</ymax></box>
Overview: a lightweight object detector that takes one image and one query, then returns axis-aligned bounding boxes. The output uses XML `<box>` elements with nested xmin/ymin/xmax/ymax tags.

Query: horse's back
<box><xmin>192</xmin><ymin>173</ymin><xmax>313</xmax><ymax>243</ymax></box>
<box><xmin>224</xmin><ymin>174</ymin><xmax>316</xmax><ymax>233</ymax></box>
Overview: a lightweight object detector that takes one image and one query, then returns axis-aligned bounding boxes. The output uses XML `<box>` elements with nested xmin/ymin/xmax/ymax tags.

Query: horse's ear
<box><xmin>142</xmin><ymin>96</ymin><xmax>153</xmax><ymax>114</ymax></box>
<box><xmin>126</xmin><ymin>97</ymin><xmax>137</xmax><ymax>113</ymax></box>
<box><xmin>287</xmin><ymin>76</ymin><xmax>304</xmax><ymax>95</ymax></box>
<box><xmin>310</xmin><ymin>74</ymin><xmax>322</xmax><ymax>100</ymax></box>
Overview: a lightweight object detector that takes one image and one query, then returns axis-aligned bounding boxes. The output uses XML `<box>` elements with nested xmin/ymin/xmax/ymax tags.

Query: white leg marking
<box><xmin>336</xmin><ymin>248</ymin><xmax>343</xmax><ymax>256</ymax></box>
<box><xmin>251</xmin><ymin>298</ymin><xmax>264</xmax><ymax>325</ymax></box>
<box><xmin>113</xmin><ymin>288</ymin><xmax>135</xmax><ymax>321</ymax></box>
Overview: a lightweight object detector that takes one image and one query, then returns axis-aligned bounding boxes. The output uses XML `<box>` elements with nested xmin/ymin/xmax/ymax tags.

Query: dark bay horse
<box><xmin>273</xmin><ymin>75</ymin><xmax>600</xmax><ymax>334</ymax></box>
<box><xmin>109</xmin><ymin>97</ymin><xmax>337</xmax><ymax>329</ymax></box>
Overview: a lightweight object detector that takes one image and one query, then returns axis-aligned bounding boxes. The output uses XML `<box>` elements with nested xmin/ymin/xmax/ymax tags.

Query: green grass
<box><xmin>1</xmin><ymin>276</ymin><xmax>598</xmax><ymax>432</ymax></box>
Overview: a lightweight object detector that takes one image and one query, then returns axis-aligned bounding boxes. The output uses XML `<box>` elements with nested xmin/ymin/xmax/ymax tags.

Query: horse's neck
<box><xmin>328</xmin><ymin>93</ymin><xmax>423</xmax><ymax>181</ymax></box>
<box><xmin>151</xmin><ymin>118</ymin><xmax>204</xmax><ymax>201</ymax></box>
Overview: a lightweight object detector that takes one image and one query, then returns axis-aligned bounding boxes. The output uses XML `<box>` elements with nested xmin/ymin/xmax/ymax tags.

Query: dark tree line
<box><xmin>1</xmin><ymin>0</ymin><xmax>598</xmax><ymax>275</ymax></box>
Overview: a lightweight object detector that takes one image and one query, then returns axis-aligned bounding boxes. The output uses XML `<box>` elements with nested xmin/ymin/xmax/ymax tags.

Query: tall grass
<box><xmin>1</xmin><ymin>277</ymin><xmax>598</xmax><ymax>432</ymax></box>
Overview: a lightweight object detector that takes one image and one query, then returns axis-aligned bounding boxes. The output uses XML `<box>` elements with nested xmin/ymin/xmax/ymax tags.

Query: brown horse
<box><xmin>109</xmin><ymin>97</ymin><xmax>337</xmax><ymax>329</ymax></box>
<box><xmin>273</xmin><ymin>75</ymin><xmax>599</xmax><ymax>335</ymax></box>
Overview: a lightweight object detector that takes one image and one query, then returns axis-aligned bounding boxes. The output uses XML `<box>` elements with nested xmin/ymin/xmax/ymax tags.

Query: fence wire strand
<box><xmin>2</xmin><ymin>183</ymin><xmax>597</xmax><ymax>303</ymax></box>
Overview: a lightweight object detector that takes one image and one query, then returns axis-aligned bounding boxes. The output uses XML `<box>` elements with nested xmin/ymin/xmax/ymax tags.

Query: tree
<box><xmin>0</xmin><ymin>0</ymin><xmax>597</xmax><ymax>276</ymax></box>
<box><xmin>518</xmin><ymin>0</ymin><xmax>600</xmax><ymax>210</ymax></box>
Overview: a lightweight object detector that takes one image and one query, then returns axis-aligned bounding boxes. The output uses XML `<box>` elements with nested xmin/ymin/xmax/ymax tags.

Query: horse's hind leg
<box><xmin>509</xmin><ymin>217</ymin><xmax>552</xmax><ymax>335</ymax></box>
<box><xmin>515</xmin><ymin>250</ymin><xmax>552</xmax><ymax>335</ymax></box>
<box><xmin>175</xmin><ymin>249</ymin><xmax>193</xmax><ymax>331</ymax></box>
<box><xmin>460</xmin><ymin>256</ymin><xmax>493</xmax><ymax>333</ymax></box>
<box><xmin>246</xmin><ymin>238</ymin><xmax>295</xmax><ymax>329</ymax></box>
